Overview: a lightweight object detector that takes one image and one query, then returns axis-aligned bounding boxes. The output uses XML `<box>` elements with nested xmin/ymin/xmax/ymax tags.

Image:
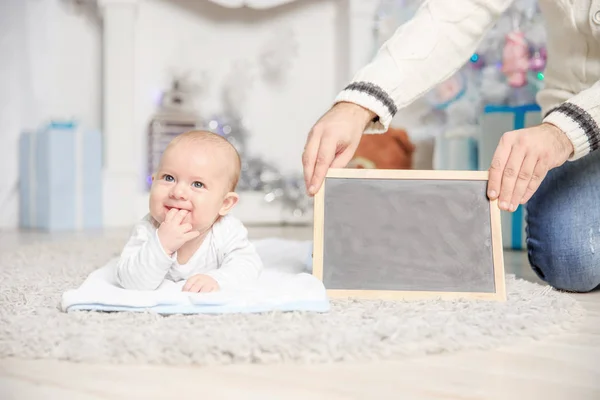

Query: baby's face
<box><xmin>149</xmin><ymin>141</ymin><xmax>237</xmax><ymax>232</ymax></box>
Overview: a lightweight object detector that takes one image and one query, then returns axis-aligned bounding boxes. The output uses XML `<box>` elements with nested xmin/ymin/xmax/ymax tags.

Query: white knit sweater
<box><xmin>336</xmin><ymin>0</ymin><xmax>600</xmax><ymax>161</ymax></box>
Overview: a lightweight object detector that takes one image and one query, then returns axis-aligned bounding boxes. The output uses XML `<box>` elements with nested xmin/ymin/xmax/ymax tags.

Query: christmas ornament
<box><xmin>469</xmin><ymin>53</ymin><xmax>485</xmax><ymax>70</ymax></box>
<box><xmin>529</xmin><ymin>47</ymin><xmax>547</xmax><ymax>72</ymax></box>
<box><xmin>501</xmin><ymin>30</ymin><xmax>530</xmax><ymax>88</ymax></box>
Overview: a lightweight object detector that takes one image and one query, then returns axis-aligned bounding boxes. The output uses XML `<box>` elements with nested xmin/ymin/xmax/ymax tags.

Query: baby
<box><xmin>114</xmin><ymin>130</ymin><xmax>263</xmax><ymax>293</ymax></box>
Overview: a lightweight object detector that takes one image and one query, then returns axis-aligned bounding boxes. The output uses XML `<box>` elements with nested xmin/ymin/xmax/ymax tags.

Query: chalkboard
<box><xmin>312</xmin><ymin>169</ymin><xmax>505</xmax><ymax>301</ymax></box>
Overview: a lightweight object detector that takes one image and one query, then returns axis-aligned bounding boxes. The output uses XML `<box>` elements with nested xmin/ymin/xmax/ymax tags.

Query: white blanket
<box><xmin>61</xmin><ymin>238</ymin><xmax>329</xmax><ymax>314</ymax></box>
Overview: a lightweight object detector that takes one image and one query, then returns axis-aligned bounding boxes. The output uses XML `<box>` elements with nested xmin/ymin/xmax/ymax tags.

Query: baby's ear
<box><xmin>219</xmin><ymin>192</ymin><xmax>240</xmax><ymax>216</ymax></box>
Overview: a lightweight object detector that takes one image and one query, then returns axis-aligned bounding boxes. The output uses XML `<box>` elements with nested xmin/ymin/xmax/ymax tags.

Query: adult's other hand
<box><xmin>302</xmin><ymin>102</ymin><xmax>375</xmax><ymax>196</ymax></box>
<box><xmin>487</xmin><ymin>122</ymin><xmax>574</xmax><ymax>211</ymax></box>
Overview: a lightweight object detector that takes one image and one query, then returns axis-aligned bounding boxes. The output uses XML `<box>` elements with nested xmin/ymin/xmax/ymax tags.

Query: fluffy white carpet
<box><xmin>0</xmin><ymin>234</ymin><xmax>585</xmax><ymax>366</ymax></box>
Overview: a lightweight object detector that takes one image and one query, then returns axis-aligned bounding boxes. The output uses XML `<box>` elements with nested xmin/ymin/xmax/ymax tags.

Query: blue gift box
<box><xmin>19</xmin><ymin>121</ymin><xmax>103</xmax><ymax>231</ymax></box>
<box><xmin>478</xmin><ymin>104</ymin><xmax>542</xmax><ymax>250</ymax></box>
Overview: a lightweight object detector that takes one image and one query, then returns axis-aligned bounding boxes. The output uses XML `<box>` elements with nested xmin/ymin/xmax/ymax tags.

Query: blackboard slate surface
<box><xmin>312</xmin><ymin>169</ymin><xmax>505</xmax><ymax>301</ymax></box>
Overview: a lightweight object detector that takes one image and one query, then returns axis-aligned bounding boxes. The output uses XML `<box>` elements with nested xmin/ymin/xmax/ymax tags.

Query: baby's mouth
<box><xmin>165</xmin><ymin>206</ymin><xmax>190</xmax><ymax>212</ymax></box>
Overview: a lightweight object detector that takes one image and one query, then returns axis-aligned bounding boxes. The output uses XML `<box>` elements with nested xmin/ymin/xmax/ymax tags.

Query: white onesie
<box><xmin>114</xmin><ymin>213</ymin><xmax>263</xmax><ymax>291</ymax></box>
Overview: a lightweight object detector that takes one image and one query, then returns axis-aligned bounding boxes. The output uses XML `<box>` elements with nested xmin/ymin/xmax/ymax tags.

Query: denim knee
<box><xmin>524</xmin><ymin>151</ymin><xmax>600</xmax><ymax>293</ymax></box>
<box><xmin>526</xmin><ymin>225</ymin><xmax>600</xmax><ymax>293</ymax></box>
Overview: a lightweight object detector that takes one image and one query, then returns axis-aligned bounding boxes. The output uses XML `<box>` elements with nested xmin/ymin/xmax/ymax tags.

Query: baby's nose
<box><xmin>171</xmin><ymin>185</ymin><xmax>188</xmax><ymax>199</ymax></box>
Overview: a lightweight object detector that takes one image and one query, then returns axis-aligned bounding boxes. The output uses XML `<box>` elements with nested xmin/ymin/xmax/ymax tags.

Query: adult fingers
<box><xmin>487</xmin><ymin>135</ymin><xmax>512</xmax><ymax>201</ymax></box>
<box><xmin>520</xmin><ymin>158</ymin><xmax>549</xmax><ymax>204</ymax></box>
<box><xmin>498</xmin><ymin>145</ymin><xmax>526</xmax><ymax>211</ymax></box>
<box><xmin>509</xmin><ymin>154</ymin><xmax>537</xmax><ymax>209</ymax></box>
<box><xmin>330</xmin><ymin>139</ymin><xmax>360</xmax><ymax>169</ymax></box>
<box><xmin>302</xmin><ymin>128</ymin><xmax>322</xmax><ymax>193</ymax></box>
<box><xmin>308</xmin><ymin>136</ymin><xmax>338</xmax><ymax>196</ymax></box>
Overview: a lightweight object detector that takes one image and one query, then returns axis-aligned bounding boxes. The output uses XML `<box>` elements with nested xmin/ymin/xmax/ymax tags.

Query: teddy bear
<box><xmin>347</xmin><ymin>127</ymin><xmax>415</xmax><ymax>169</ymax></box>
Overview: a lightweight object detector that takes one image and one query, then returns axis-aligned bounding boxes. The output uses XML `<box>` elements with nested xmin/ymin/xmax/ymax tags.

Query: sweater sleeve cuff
<box><xmin>543</xmin><ymin>102</ymin><xmax>600</xmax><ymax>161</ymax></box>
<box><xmin>334</xmin><ymin>82</ymin><xmax>398</xmax><ymax>134</ymax></box>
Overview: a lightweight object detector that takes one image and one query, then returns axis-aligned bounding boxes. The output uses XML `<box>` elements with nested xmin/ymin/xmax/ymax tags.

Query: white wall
<box><xmin>0</xmin><ymin>0</ymin><xmax>101</xmax><ymax>229</ymax></box>
<box><xmin>0</xmin><ymin>0</ymin><xmax>27</xmax><ymax>229</ymax></box>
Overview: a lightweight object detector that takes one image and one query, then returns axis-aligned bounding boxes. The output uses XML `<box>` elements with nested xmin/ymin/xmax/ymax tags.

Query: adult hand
<box><xmin>302</xmin><ymin>102</ymin><xmax>376</xmax><ymax>196</ymax></box>
<box><xmin>487</xmin><ymin>122</ymin><xmax>574</xmax><ymax>211</ymax></box>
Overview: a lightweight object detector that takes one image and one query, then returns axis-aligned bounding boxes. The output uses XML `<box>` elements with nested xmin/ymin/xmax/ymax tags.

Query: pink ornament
<box><xmin>529</xmin><ymin>51</ymin><xmax>546</xmax><ymax>72</ymax></box>
<box><xmin>501</xmin><ymin>31</ymin><xmax>530</xmax><ymax>88</ymax></box>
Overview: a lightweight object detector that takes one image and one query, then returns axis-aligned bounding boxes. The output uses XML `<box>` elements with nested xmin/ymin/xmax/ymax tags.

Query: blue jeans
<box><xmin>525</xmin><ymin>149</ymin><xmax>600</xmax><ymax>292</ymax></box>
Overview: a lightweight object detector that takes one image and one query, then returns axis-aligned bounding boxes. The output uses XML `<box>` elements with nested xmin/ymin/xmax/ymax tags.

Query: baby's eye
<box><xmin>163</xmin><ymin>174</ymin><xmax>175</xmax><ymax>182</ymax></box>
<box><xmin>192</xmin><ymin>181</ymin><xmax>204</xmax><ymax>189</ymax></box>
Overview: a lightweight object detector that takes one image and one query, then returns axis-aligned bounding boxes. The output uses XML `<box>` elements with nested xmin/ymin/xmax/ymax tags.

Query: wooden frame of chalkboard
<box><xmin>312</xmin><ymin>168</ymin><xmax>506</xmax><ymax>301</ymax></box>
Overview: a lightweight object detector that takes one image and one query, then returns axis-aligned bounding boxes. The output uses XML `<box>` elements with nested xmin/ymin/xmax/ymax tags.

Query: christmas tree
<box><xmin>373</xmin><ymin>0</ymin><xmax>547</xmax><ymax>136</ymax></box>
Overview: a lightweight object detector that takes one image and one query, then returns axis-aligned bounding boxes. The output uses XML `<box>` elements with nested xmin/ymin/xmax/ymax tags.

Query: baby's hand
<box><xmin>182</xmin><ymin>274</ymin><xmax>220</xmax><ymax>293</ymax></box>
<box><xmin>157</xmin><ymin>209</ymin><xmax>200</xmax><ymax>255</ymax></box>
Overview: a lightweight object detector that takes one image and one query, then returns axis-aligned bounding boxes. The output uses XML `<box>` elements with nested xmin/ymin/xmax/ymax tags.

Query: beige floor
<box><xmin>0</xmin><ymin>226</ymin><xmax>599</xmax><ymax>400</ymax></box>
